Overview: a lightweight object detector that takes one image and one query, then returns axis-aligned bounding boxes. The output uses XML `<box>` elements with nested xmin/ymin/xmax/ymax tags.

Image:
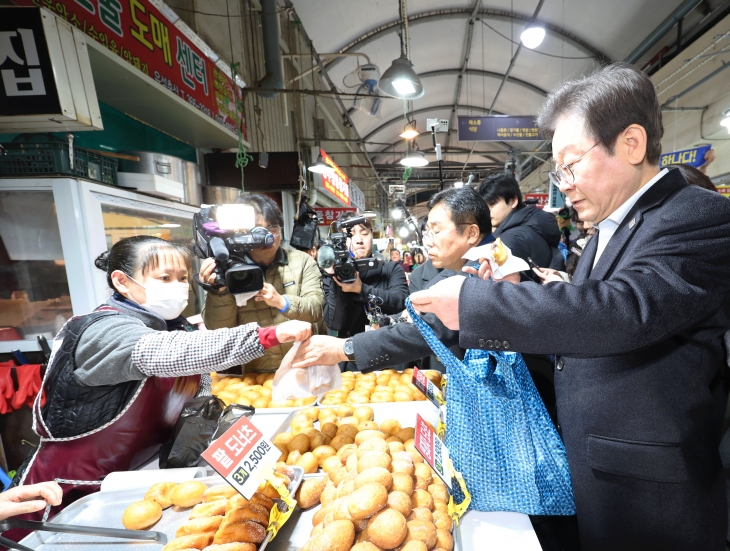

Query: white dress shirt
<box><xmin>593</xmin><ymin>168</ymin><xmax>668</xmax><ymax>267</ymax></box>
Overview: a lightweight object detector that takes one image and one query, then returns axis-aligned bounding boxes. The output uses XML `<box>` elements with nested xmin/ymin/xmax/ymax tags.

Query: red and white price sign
<box><xmin>201</xmin><ymin>416</ymin><xmax>279</xmax><ymax>499</ymax></box>
<box><xmin>412</xmin><ymin>367</ymin><xmax>444</xmax><ymax>409</ymax></box>
<box><xmin>414</xmin><ymin>414</ymin><xmax>452</xmax><ymax>489</ymax></box>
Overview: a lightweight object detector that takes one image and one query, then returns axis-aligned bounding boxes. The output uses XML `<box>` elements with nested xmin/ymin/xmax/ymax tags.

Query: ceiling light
<box><xmin>453</xmin><ymin>181</ymin><xmax>464</xmax><ymax>189</ymax></box>
<box><xmin>721</xmin><ymin>109</ymin><xmax>730</xmax><ymax>132</ymax></box>
<box><xmin>399</xmin><ymin>226</ymin><xmax>410</xmax><ymax>238</ymax></box>
<box><xmin>158</xmin><ymin>223</ymin><xmax>181</xmax><ymax>228</ymax></box>
<box><xmin>400</xmin><ymin>151</ymin><xmax>428</xmax><ymax>167</ymax></box>
<box><xmin>400</xmin><ymin>128</ymin><xmax>420</xmax><ymax>140</ymax></box>
<box><xmin>520</xmin><ymin>26</ymin><xmax>546</xmax><ymax>49</ymax></box>
<box><xmin>379</xmin><ymin>57</ymin><xmax>424</xmax><ymax>100</ymax></box>
<box><xmin>391</xmin><ymin>208</ymin><xmax>403</xmax><ymax>220</ymax></box>
<box><xmin>363</xmin><ymin>211</ymin><xmax>378</xmax><ymax>218</ymax></box>
<box><xmin>308</xmin><ymin>153</ymin><xmax>335</xmax><ymax>174</ymax></box>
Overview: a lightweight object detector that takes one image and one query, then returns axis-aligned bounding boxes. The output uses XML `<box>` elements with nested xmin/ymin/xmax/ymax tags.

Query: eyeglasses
<box><xmin>422</xmin><ymin>224</ymin><xmax>470</xmax><ymax>244</ymax></box>
<box><xmin>267</xmin><ymin>225</ymin><xmax>281</xmax><ymax>236</ymax></box>
<box><xmin>548</xmin><ymin>142</ymin><xmax>601</xmax><ymax>187</ymax></box>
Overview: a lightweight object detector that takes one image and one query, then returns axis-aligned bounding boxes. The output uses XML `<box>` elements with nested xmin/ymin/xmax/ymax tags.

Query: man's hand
<box><xmin>275</xmin><ymin>320</ymin><xmax>312</xmax><ymax>343</ymax></box>
<box><xmin>334</xmin><ymin>272</ymin><xmax>363</xmax><ymax>294</ymax></box>
<box><xmin>532</xmin><ymin>266</ymin><xmax>566</xmax><ymax>284</ymax></box>
<box><xmin>199</xmin><ymin>258</ymin><xmax>226</xmax><ymax>291</ymax></box>
<box><xmin>291</xmin><ymin>336</ymin><xmax>348</xmax><ymax>368</ymax></box>
<box><xmin>462</xmin><ymin>260</ymin><xmax>521</xmax><ymax>284</ymax></box>
<box><xmin>255</xmin><ymin>283</ymin><xmax>286</xmax><ymax>310</ymax></box>
<box><xmin>409</xmin><ymin>276</ymin><xmax>465</xmax><ymax>330</ymax></box>
<box><xmin>0</xmin><ymin>481</ymin><xmax>63</xmax><ymax>521</ymax></box>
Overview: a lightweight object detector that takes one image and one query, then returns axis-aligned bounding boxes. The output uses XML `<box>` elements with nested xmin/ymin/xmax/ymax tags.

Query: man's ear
<box><xmin>622</xmin><ymin>124</ymin><xmax>648</xmax><ymax>166</ymax></box>
<box><xmin>468</xmin><ymin>224</ymin><xmax>481</xmax><ymax>245</ymax></box>
<box><xmin>509</xmin><ymin>197</ymin><xmax>520</xmax><ymax>209</ymax></box>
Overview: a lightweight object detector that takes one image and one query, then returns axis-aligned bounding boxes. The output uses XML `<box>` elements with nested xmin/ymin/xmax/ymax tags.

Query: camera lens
<box><xmin>229</xmin><ymin>269</ymin><xmax>256</xmax><ymax>288</ymax></box>
<box><xmin>336</xmin><ymin>262</ymin><xmax>356</xmax><ymax>281</ymax></box>
<box><xmin>225</xmin><ymin>263</ymin><xmax>264</xmax><ymax>294</ymax></box>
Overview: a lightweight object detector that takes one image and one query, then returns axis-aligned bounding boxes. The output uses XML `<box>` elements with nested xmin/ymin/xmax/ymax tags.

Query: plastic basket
<box><xmin>0</xmin><ymin>142</ymin><xmax>118</xmax><ymax>185</ymax></box>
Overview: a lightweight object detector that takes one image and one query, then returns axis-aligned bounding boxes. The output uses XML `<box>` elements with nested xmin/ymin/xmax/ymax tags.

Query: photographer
<box><xmin>200</xmin><ymin>194</ymin><xmax>325</xmax><ymax>373</ymax></box>
<box><xmin>322</xmin><ymin>212</ymin><xmax>408</xmax><ymax>368</ymax></box>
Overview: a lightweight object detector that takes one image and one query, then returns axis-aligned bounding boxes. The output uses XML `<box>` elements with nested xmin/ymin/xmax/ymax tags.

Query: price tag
<box><xmin>201</xmin><ymin>416</ymin><xmax>280</xmax><ymax>499</ymax></box>
<box><xmin>412</xmin><ymin>367</ymin><xmax>444</xmax><ymax>408</ymax></box>
<box><xmin>414</xmin><ymin>414</ymin><xmax>452</xmax><ymax>489</ymax></box>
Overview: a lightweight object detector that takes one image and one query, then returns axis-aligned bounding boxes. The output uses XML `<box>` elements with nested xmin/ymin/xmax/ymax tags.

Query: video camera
<box><xmin>193</xmin><ymin>204</ymin><xmax>275</xmax><ymax>294</ymax></box>
<box><xmin>318</xmin><ymin>215</ymin><xmax>380</xmax><ymax>283</ymax></box>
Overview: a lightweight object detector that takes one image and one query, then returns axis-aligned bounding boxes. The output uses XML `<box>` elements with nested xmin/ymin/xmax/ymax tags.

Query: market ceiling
<box><xmin>288</xmin><ymin>0</ymin><xmax>695</xmax><ymax>190</ymax></box>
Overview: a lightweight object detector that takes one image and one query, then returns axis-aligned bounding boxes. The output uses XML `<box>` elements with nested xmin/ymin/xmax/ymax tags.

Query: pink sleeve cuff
<box><xmin>258</xmin><ymin>326</ymin><xmax>280</xmax><ymax>349</ymax></box>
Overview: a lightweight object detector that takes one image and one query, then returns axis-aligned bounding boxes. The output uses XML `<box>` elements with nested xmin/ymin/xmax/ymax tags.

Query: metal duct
<box><xmin>257</xmin><ymin>0</ymin><xmax>284</xmax><ymax>98</ymax></box>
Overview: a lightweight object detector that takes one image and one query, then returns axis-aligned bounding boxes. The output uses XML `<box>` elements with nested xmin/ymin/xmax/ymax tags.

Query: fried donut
<box><xmin>161</xmin><ymin>533</ymin><xmax>213</xmax><ymax>551</ymax></box>
<box><xmin>249</xmin><ymin>493</ymin><xmax>274</xmax><ymax>512</ymax></box>
<box><xmin>171</xmin><ymin>481</ymin><xmax>209</xmax><ymax>508</ymax></box>
<box><xmin>122</xmin><ymin>500</ymin><xmax>162</xmax><ymax>530</ymax></box>
<box><xmin>491</xmin><ymin>238</ymin><xmax>508</xmax><ymax>265</ymax></box>
<box><xmin>202</xmin><ymin>485</ymin><xmax>238</xmax><ymax>503</ymax></box>
<box><xmin>144</xmin><ymin>482</ymin><xmax>178</xmax><ymax>509</ymax></box>
<box><xmin>222</xmin><ymin>503</ymin><xmax>269</xmax><ymax>528</ymax></box>
<box><xmin>347</xmin><ymin>482</ymin><xmax>388</xmax><ymax>520</ymax></box>
<box><xmin>176</xmin><ymin>516</ymin><xmax>224</xmax><ymax>537</ymax></box>
<box><xmin>202</xmin><ymin>545</ymin><xmax>257</xmax><ymax>551</ymax></box>
<box><xmin>367</xmin><ymin>507</ymin><xmax>408</xmax><ymax>549</ymax></box>
<box><xmin>296</xmin><ymin>477</ymin><xmax>327</xmax><ymax>509</ymax></box>
<box><xmin>213</xmin><ymin>520</ymin><xmax>266</xmax><ymax>544</ymax></box>
<box><xmin>225</xmin><ymin>494</ymin><xmax>249</xmax><ymax>513</ymax></box>
<box><xmin>190</xmin><ymin>499</ymin><xmax>228</xmax><ymax>519</ymax></box>
<box><xmin>303</xmin><ymin>519</ymin><xmax>355</xmax><ymax>551</ymax></box>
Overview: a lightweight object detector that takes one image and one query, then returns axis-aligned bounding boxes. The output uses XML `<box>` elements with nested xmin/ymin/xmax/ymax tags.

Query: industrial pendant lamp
<box><xmin>308</xmin><ymin>152</ymin><xmax>335</xmax><ymax>174</ymax></box>
<box><xmin>379</xmin><ymin>0</ymin><xmax>424</xmax><ymax>100</ymax></box>
<box><xmin>400</xmin><ymin>150</ymin><xmax>428</xmax><ymax>167</ymax></box>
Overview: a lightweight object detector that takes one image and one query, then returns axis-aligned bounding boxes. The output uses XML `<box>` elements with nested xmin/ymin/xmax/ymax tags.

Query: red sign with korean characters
<box><xmin>11</xmin><ymin>0</ymin><xmax>242</xmax><ymax>135</ymax></box>
<box><xmin>524</xmin><ymin>193</ymin><xmax>548</xmax><ymax>209</ymax></box>
<box><xmin>201</xmin><ymin>416</ymin><xmax>280</xmax><ymax>499</ymax></box>
<box><xmin>414</xmin><ymin>414</ymin><xmax>452</xmax><ymax>489</ymax></box>
<box><xmin>320</xmin><ymin>148</ymin><xmax>350</xmax><ymax>206</ymax></box>
<box><xmin>314</xmin><ymin>207</ymin><xmax>356</xmax><ymax>226</ymax></box>
<box><xmin>412</xmin><ymin>367</ymin><xmax>444</xmax><ymax>409</ymax></box>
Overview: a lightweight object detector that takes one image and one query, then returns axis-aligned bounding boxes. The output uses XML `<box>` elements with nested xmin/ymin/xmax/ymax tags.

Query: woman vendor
<box><xmin>11</xmin><ymin>235</ymin><xmax>311</xmax><ymax>519</ymax></box>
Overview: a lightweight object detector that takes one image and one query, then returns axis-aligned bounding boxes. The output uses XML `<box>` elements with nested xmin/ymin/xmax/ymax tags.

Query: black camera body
<box><xmin>328</xmin><ymin>215</ymin><xmax>380</xmax><ymax>283</ymax></box>
<box><xmin>193</xmin><ymin>205</ymin><xmax>275</xmax><ymax>295</ymax></box>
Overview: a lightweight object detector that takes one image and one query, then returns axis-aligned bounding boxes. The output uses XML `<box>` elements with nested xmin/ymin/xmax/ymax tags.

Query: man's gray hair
<box><xmin>537</xmin><ymin>63</ymin><xmax>663</xmax><ymax>165</ymax></box>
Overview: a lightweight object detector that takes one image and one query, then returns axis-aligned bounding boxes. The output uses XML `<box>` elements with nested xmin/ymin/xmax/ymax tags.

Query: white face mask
<box><xmin>127</xmin><ymin>276</ymin><xmax>189</xmax><ymax>320</ymax></box>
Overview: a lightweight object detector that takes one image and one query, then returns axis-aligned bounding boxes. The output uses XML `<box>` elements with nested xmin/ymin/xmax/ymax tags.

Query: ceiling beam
<box><xmin>420</xmin><ymin>68</ymin><xmax>548</xmax><ymax>98</ymax></box>
<box><xmin>325</xmin><ymin>8</ymin><xmax>611</xmax><ymax>71</ymax></box>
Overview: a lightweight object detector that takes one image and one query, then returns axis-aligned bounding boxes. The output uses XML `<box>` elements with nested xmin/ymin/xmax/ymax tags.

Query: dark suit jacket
<box><xmin>458</xmin><ymin>169</ymin><xmax>730</xmax><ymax>550</ymax></box>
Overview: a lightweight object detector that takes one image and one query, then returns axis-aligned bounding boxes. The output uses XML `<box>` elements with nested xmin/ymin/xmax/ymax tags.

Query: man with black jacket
<box><xmin>322</xmin><ymin>212</ymin><xmax>408</xmax><ymax>370</ymax></box>
<box><xmin>478</xmin><ymin>174</ymin><xmax>565</xmax><ymax>276</ymax></box>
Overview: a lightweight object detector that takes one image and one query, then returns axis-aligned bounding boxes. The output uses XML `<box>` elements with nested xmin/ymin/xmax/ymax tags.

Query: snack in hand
<box><xmin>490</xmin><ymin>238</ymin><xmax>508</xmax><ymax>266</ymax></box>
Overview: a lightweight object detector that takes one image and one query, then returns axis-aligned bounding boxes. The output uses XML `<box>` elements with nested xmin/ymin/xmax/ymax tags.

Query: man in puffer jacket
<box><xmin>200</xmin><ymin>194</ymin><xmax>325</xmax><ymax>373</ymax></box>
<box><xmin>478</xmin><ymin>174</ymin><xmax>565</xmax><ymax>280</ymax></box>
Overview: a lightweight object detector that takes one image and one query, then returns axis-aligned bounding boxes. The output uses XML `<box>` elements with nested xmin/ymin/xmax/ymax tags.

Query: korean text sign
<box><xmin>457</xmin><ymin>115</ymin><xmax>539</xmax><ymax>141</ymax></box>
<box><xmin>0</xmin><ymin>7</ymin><xmax>60</xmax><ymax>116</ymax></box>
<box><xmin>320</xmin><ymin>148</ymin><xmax>350</xmax><ymax>205</ymax></box>
<box><xmin>201</xmin><ymin>415</ymin><xmax>279</xmax><ymax>499</ymax></box>
<box><xmin>11</xmin><ymin>0</ymin><xmax>241</xmax><ymax>134</ymax></box>
<box><xmin>314</xmin><ymin>207</ymin><xmax>356</xmax><ymax>226</ymax></box>
<box><xmin>659</xmin><ymin>145</ymin><xmax>712</xmax><ymax>168</ymax></box>
<box><xmin>414</xmin><ymin>414</ymin><xmax>452</xmax><ymax>489</ymax></box>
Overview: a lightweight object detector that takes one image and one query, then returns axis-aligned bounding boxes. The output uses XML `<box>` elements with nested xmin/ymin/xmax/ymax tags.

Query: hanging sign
<box><xmin>659</xmin><ymin>145</ymin><xmax>712</xmax><ymax>168</ymax></box>
<box><xmin>524</xmin><ymin>193</ymin><xmax>548</xmax><ymax>209</ymax></box>
<box><xmin>201</xmin><ymin>415</ymin><xmax>279</xmax><ymax>499</ymax></box>
<box><xmin>457</xmin><ymin>115</ymin><xmax>539</xmax><ymax>141</ymax></box>
<box><xmin>10</xmin><ymin>0</ymin><xmax>241</xmax><ymax>134</ymax></box>
<box><xmin>412</xmin><ymin>367</ymin><xmax>444</xmax><ymax>409</ymax></box>
<box><xmin>350</xmin><ymin>183</ymin><xmax>365</xmax><ymax>211</ymax></box>
<box><xmin>320</xmin><ymin>148</ymin><xmax>350</xmax><ymax>206</ymax></box>
<box><xmin>414</xmin><ymin>414</ymin><xmax>452</xmax><ymax>489</ymax></box>
<box><xmin>314</xmin><ymin>207</ymin><xmax>356</xmax><ymax>226</ymax></box>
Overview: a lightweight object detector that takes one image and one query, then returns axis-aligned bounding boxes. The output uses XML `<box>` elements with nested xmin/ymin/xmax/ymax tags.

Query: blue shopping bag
<box><xmin>405</xmin><ymin>298</ymin><xmax>576</xmax><ymax>516</ymax></box>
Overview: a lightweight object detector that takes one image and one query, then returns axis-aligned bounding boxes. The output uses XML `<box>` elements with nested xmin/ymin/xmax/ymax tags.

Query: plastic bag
<box><xmin>271</xmin><ymin>342</ymin><xmax>342</xmax><ymax>401</ymax></box>
<box><xmin>159</xmin><ymin>396</ymin><xmax>226</xmax><ymax>469</ymax></box>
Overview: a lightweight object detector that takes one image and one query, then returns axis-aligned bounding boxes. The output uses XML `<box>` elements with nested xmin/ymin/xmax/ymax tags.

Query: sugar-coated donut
<box><xmin>222</xmin><ymin>503</ymin><xmax>269</xmax><ymax>528</ymax></box>
<box><xmin>367</xmin><ymin>507</ymin><xmax>408</xmax><ymax>549</ymax></box>
<box><xmin>175</xmin><ymin>516</ymin><xmax>224</xmax><ymax>537</ymax></box>
<box><xmin>296</xmin><ymin>477</ymin><xmax>327</xmax><ymax>509</ymax></box>
<box><xmin>202</xmin><ymin>485</ymin><xmax>238</xmax><ymax>503</ymax></box>
<box><xmin>225</xmin><ymin>494</ymin><xmax>249</xmax><ymax>513</ymax></box>
<box><xmin>249</xmin><ymin>493</ymin><xmax>274</xmax><ymax>512</ymax></box>
<box><xmin>347</xmin><ymin>482</ymin><xmax>388</xmax><ymax>520</ymax></box>
<box><xmin>302</xmin><ymin>519</ymin><xmax>355</xmax><ymax>551</ymax></box>
<box><xmin>213</xmin><ymin>520</ymin><xmax>266</xmax><ymax>544</ymax></box>
<box><xmin>122</xmin><ymin>500</ymin><xmax>162</xmax><ymax>530</ymax></box>
<box><xmin>190</xmin><ymin>499</ymin><xmax>228</xmax><ymax>519</ymax></box>
<box><xmin>201</xmin><ymin>544</ymin><xmax>257</xmax><ymax>551</ymax></box>
<box><xmin>161</xmin><ymin>533</ymin><xmax>213</xmax><ymax>551</ymax></box>
<box><xmin>171</xmin><ymin>481</ymin><xmax>209</xmax><ymax>508</ymax></box>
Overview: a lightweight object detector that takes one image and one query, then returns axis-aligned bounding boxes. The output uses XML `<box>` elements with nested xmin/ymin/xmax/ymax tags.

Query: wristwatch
<box><xmin>343</xmin><ymin>338</ymin><xmax>356</xmax><ymax>361</ymax></box>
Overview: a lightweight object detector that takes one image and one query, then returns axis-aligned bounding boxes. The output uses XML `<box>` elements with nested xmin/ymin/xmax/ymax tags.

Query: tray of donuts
<box><xmin>19</xmin><ymin>467</ymin><xmax>304</xmax><ymax>551</ymax></box>
<box><xmin>317</xmin><ymin>369</ymin><xmax>443</xmax><ymax>406</ymax></box>
<box><xmin>270</xmin><ymin>402</ymin><xmax>440</xmax><ymax>478</ymax></box>
<box><xmin>266</xmin><ymin>425</ymin><xmax>457</xmax><ymax>551</ymax></box>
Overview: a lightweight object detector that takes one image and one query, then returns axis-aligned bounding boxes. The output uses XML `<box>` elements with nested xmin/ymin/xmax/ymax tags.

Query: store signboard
<box><xmin>314</xmin><ymin>207</ymin><xmax>356</xmax><ymax>226</ymax></box>
<box><xmin>350</xmin><ymin>183</ymin><xmax>365</xmax><ymax>211</ymax></box>
<box><xmin>414</xmin><ymin>414</ymin><xmax>452</xmax><ymax>489</ymax></box>
<box><xmin>320</xmin><ymin>148</ymin><xmax>350</xmax><ymax>206</ymax></box>
<box><xmin>524</xmin><ymin>193</ymin><xmax>548</xmax><ymax>209</ymax></box>
<box><xmin>717</xmin><ymin>187</ymin><xmax>730</xmax><ymax>198</ymax></box>
<box><xmin>659</xmin><ymin>145</ymin><xmax>712</xmax><ymax>168</ymax></box>
<box><xmin>201</xmin><ymin>415</ymin><xmax>279</xmax><ymax>499</ymax></box>
<box><xmin>457</xmin><ymin>115</ymin><xmax>539</xmax><ymax>141</ymax></box>
<box><xmin>11</xmin><ymin>0</ymin><xmax>241</xmax><ymax>135</ymax></box>
<box><xmin>412</xmin><ymin>367</ymin><xmax>444</xmax><ymax>409</ymax></box>
<box><xmin>0</xmin><ymin>8</ymin><xmax>60</xmax><ymax>116</ymax></box>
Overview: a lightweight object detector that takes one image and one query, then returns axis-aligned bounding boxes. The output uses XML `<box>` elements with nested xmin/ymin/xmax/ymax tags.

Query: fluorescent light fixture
<box><xmin>400</xmin><ymin>128</ymin><xmax>420</xmax><ymax>140</ymax></box>
<box><xmin>399</xmin><ymin>226</ymin><xmax>410</xmax><ymax>238</ymax></box>
<box><xmin>308</xmin><ymin>153</ymin><xmax>335</xmax><ymax>174</ymax></box>
<box><xmin>521</xmin><ymin>26</ymin><xmax>546</xmax><ymax>49</ymax></box>
<box><xmin>158</xmin><ymin>223</ymin><xmax>181</xmax><ymax>228</ymax></box>
<box><xmin>216</xmin><ymin>204</ymin><xmax>256</xmax><ymax>230</ymax></box>
<box><xmin>363</xmin><ymin>211</ymin><xmax>378</xmax><ymax>218</ymax></box>
<box><xmin>400</xmin><ymin>151</ymin><xmax>428</xmax><ymax>167</ymax></box>
<box><xmin>379</xmin><ymin>57</ymin><xmax>424</xmax><ymax>100</ymax></box>
<box><xmin>721</xmin><ymin>109</ymin><xmax>730</xmax><ymax>132</ymax></box>
<box><xmin>391</xmin><ymin>208</ymin><xmax>403</xmax><ymax>220</ymax></box>
<box><xmin>453</xmin><ymin>181</ymin><xmax>464</xmax><ymax>188</ymax></box>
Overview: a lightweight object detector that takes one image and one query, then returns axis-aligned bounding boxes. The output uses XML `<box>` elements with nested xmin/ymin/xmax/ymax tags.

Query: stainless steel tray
<box><xmin>20</xmin><ymin>468</ymin><xmax>304</xmax><ymax>550</ymax></box>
